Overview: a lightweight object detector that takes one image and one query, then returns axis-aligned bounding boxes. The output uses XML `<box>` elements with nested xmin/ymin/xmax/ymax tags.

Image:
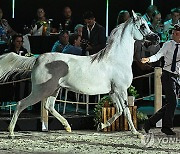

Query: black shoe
<box><xmin>144</xmin><ymin>120</ymin><xmax>151</xmax><ymax>133</ymax></box>
<box><xmin>161</xmin><ymin>127</ymin><xmax>176</xmax><ymax>135</ymax></box>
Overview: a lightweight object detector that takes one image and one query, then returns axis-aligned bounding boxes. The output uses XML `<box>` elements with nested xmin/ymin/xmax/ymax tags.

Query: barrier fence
<box><xmin>0</xmin><ymin>67</ymin><xmax>163</xmax><ymax>131</ymax></box>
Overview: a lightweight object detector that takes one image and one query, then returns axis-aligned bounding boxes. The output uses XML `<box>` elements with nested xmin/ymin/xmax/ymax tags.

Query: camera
<box><xmin>81</xmin><ymin>39</ymin><xmax>89</xmax><ymax>50</ymax></box>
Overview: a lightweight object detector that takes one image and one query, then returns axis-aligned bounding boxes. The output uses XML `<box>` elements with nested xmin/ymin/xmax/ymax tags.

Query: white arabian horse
<box><xmin>0</xmin><ymin>11</ymin><xmax>159</xmax><ymax>138</ymax></box>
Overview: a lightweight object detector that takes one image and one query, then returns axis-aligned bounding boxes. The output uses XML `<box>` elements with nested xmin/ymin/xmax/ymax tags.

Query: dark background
<box><xmin>0</xmin><ymin>0</ymin><xmax>179</xmax><ymax>35</ymax></box>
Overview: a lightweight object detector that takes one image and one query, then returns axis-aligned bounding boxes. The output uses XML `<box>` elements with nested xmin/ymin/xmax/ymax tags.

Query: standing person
<box><xmin>141</xmin><ymin>24</ymin><xmax>180</xmax><ymax>135</ymax></box>
<box><xmin>0</xmin><ymin>8</ymin><xmax>17</xmax><ymax>43</ymax></box>
<box><xmin>82</xmin><ymin>11</ymin><xmax>106</xmax><ymax>55</ymax></box>
<box><xmin>60</xmin><ymin>6</ymin><xmax>76</xmax><ymax>33</ymax></box>
<box><xmin>132</xmin><ymin>40</ymin><xmax>161</xmax><ymax>96</ymax></box>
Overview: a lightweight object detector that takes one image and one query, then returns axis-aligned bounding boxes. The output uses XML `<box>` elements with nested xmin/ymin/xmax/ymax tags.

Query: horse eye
<box><xmin>140</xmin><ymin>24</ymin><xmax>146</xmax><ymax>30</ymax></box>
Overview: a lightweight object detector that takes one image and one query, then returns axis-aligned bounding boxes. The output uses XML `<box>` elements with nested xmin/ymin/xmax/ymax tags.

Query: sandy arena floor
<box><xmin>0</xmin><ymin>128</ymin><xmax>179</xmax><ymax>154</ymax></box>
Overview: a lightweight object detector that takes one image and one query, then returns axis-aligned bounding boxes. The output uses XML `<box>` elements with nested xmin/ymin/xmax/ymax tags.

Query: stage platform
<box><xmin>0</xmin><ymin>111</ymin><xmax>96</xmax><ymax>131</ymax></box>
<box><xmin>0</xmin><ymin>110</ymin><xmax>180</xmax><ymax>132</ymax></box>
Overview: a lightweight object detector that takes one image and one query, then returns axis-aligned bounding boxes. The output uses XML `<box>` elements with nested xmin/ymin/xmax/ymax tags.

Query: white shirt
<box><xmin>86</xmin><ymin>22</ymin><xmax>96</xmax><ymax>39</ymax></box>
<box><xmin>149</xmin><ymin>40</ymin><xmax>180</xmax><ymax>74</ymax></box>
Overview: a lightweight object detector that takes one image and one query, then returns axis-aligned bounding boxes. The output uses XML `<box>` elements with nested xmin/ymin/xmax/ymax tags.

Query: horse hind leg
<box><xmin>98</xmin><ymin>92</ymin><xmax>123</xmax><ymax>131</ymax></box>
<box><xmin>44</xmin><ymin>88</ymin><xmax>71</xmax><ymax>132</ymax></box>
<box><xmin>8</xmin><ymin>93</ymin><xmax>42</xmax><ymax>138</ymax></box>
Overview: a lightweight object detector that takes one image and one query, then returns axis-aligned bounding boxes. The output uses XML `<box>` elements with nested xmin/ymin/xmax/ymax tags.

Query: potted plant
<box><xmin>137</xmin><ymin>111</ymin><xmax>148</xmax><ymax>130</ymax></box>
<box><xmin>127</xmin><ymin>85</ymin><xmax>139</xmax><ymax>106</ymax></box>
<box><xmin>93</xmin><ymin>95</ymin><xmax>113</xmax><ymax>128</ymax></box>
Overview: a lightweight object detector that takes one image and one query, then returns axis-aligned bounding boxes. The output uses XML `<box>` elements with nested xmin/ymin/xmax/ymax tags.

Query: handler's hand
<box><xmin>141</xmin><ymin>58</ymin><xmax>150</xmax><ymax>63</ymax></box>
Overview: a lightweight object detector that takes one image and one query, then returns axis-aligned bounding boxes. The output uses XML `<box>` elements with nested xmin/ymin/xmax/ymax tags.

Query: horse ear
<box><xmin>132</xmin><ymin>10</ymin><xmax>138</xmax><ymax>21</ymax></box>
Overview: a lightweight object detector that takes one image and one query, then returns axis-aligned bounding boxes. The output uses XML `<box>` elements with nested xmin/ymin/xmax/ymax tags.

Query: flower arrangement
<box><xmin>93</xmin><ymin>95</ymin><xmax>113</xmax><ymax>127</ymax></box>
<box><xmin>137</xmin><ymin>111</ymin><xmax>148</xmax><ymax>123</ymax></box>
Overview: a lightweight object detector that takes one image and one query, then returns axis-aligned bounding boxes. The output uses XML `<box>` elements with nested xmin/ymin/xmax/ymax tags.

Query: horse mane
<box><xmin>0</xmin><ymin>52</ymin><xmax>37</xmax><ymax>81</ymax></box>
<box><xmin>90</xmin><ymin>18</ymin><xmax>132</xmax><ymax>63</ymax></box>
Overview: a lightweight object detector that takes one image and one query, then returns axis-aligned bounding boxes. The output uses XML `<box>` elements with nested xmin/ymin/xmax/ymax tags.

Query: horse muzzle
<box><xmin>144</xmin><ymin>33</ymin><xmax>160</xmax><ymax>46</ymax></box>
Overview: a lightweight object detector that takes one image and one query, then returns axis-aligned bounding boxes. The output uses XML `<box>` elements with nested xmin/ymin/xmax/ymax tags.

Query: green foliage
<box><xmin>137</xmin><ymin>111</ymin><xmax>148</xmax><ymax>123</ymax></box>
<box><xmin>93</xmin><ymin>95</ymin><xmax>113</xmax><ymax>127</ymax></box>
<box><xmin>128</xmin><ymin>85</ymin><xmax>139</xmax><ymax>98</ymax></box>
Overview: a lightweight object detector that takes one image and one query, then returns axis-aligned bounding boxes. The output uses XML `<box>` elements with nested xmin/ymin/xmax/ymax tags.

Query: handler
<box><xmin>141</xmin><ymin>24</ymin><xmax>180</xmax><ymax>135</ymax></box>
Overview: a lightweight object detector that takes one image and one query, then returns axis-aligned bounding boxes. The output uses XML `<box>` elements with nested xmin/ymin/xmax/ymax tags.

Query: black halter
<box><xmin>133</xmin><ymin>17</ymin><xmax>151</xmax><ymax>38</ymax></box>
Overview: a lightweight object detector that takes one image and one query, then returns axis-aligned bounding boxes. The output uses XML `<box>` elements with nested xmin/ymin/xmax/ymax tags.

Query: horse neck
<box><xmin>108</xmin><ymin>23</ymin><xmax>135</xmax><ymax>63</ymax></box>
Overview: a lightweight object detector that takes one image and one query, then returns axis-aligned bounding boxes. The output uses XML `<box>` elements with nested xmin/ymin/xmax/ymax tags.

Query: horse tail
<box><xmin>0</xmin><ymin>52</ymin><xmax>37</xmax><ymax>81</ymax></box>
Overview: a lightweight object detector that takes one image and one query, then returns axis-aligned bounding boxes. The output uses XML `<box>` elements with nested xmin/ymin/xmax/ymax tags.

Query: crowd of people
<box><xmin>0</xmin><ymin>5</ymin><xmax>179</xmax><ymax>56</ymax></box>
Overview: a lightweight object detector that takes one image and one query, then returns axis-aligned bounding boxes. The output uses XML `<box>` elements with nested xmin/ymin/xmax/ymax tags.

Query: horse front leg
<box><xmin>97</xmin><ymin>92</ymin><xmax>123</xmax><ymax>131</ymax></box>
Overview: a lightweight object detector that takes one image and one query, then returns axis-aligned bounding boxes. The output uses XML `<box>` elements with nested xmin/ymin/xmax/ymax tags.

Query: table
<box><xmin>0</xmin><ymin>41</ymin><xmax>8</xmax><ymax>55</ymax></box>
<box><xmin>28</xmin><ymin>35</ymin><xmax>59</xmax><ymax>54</ymax></box>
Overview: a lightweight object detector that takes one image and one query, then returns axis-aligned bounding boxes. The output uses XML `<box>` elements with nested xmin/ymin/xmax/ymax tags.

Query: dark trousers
<box><xmin>149</xmin><ymin>71</ymin><xmax>179</xmax><ymax>128</ymax></box>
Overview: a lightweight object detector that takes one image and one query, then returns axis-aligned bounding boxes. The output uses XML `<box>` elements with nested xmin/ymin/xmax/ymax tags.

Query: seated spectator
<box><xmin>148</xmin><ymin>10</ymin><xmax>163</xmax><ymax>38</ymax></box>
<box><xmin>116</xmin><ymin>10</ymin><xmax>130</xmax><ymax>26</ymax></box>
<box><xmin>5</xmin><ymin>33</ymin><xmax>28</xmax><ymax>56</ymax></box>
<box><xmin>82</xmin><ymin>11</ymin><xmax>106</xmax><ymax>55</ymax></box>
<box><xmin>0</xmin><ymin>8</ymin><xmax>17</xmax><ymax>43</ymax></box>
<box><xmin>51</xmin><ymin>30</ymin><xmax>70</xmax><ymax>52</ymax></box>
<box><xmin>62</xmin><ymin>33</ymin><xmax>83</xmax><ymax>55</ymax></box>
<box><xmin>74</xmin><ymin>24</ymin><xmax>84</xmax><ymax>36</ymax></box>
<box><xmin>30</xmin><ymin>8</ymin><xmax>50</xmax><ymax>36</ymax></box>
<box><xmin>5</xmin><ymin>33</ymin><xmax>31</xmax><ymax>100</ymax></box>
<box><xmin>163</xmin><ymin>7</ymin><xmax>180</xmax><ymax>40</ymax></box>
<box><xmin>142</xmin><ymin>5</ymin><xmax>158</xmax><ymax>23</ymax></box>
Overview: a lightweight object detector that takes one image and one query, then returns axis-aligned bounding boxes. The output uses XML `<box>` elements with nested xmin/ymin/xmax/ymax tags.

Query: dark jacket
<box><xmin>82</xmin><ymin>22</ymin><xmax>106</xmax><ymax>55</ymax></box>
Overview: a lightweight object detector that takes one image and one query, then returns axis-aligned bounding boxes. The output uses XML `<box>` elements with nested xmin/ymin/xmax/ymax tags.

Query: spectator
<box><xmin>148</xmin><ymin>10</ymin><xmax>163</xmax><ymax>38</ymax></box>
<box><xmin>5</xmin><ymin>33</ymin><xmax>28</xmax><ymax>56</ymax></box>
<box><xmin>74</xmin><ymin>24</ymin><xmax>84</xmax><ymax>36</ymax></box>
<box><xmin>5</xmin><ymin>33</ymin><xmax>31</xmax><ymax>100</ymax></box>
<box><xmin>116</xmin><ymin>10</ymin><xmax>130</xmax><ymax>26</ymax></box>
<box><xmin>62</xmin><ymin>33</ymin><xmax>83</xmax><ymax>55</ymax></box>
<box><xmin>30</xmin><ymin>8</ymin><xmax>50</xmax><ymax>36</ymax></box>
<box><xmin>82</xmin><ymin>11</ymin><xmax>106</xmax><ymax>55</ymax></box>
<box><xmin>163</xmin><ymin>8</ymin><xmax>180</xmax><ymax>40</ymax></box>
<box><xmin>51</xmin><ymin>30</ymin><xmax>70</xmax><ymax>52</ymax></box>
<box><xmin>60</xmin><ymin>6</ymin><xmax>76</xmax><ymax>33</ymax></box>
<box><xmin>132</xmin><ymin>40</ymin><xmax>161</xmax><ymax>96</ymax></box>
<box><xmin>0</xmin><ymin>8</ymin><xmax>17</xmax><ymax>43</ymax></box>
<box><xmin>142</xmin><ymin>5</ymin><xmax>158</xmax><ymax>23</ymax></box>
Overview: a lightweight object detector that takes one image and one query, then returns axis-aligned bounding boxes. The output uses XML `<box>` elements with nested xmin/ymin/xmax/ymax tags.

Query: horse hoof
<box><xmin>8</xmin><ymin>134</ymin><xmax>15</xmax><ymax>139</ymax></box>
<box><xmin>65</xmin><ymin>126</ymin><xmax>72</xmax><ymax>132</ymax></box>
<box><xmin>137</xmin><ymin>133</ymin><xmax>144</xmax><ymax>139</ymax></box>
<box><xmin>97</xmin><ymin>123</ymin><xmax>103</xmax><ymax>131</ymax></box>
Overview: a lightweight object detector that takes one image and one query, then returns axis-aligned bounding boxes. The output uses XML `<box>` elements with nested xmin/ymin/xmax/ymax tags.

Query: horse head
<box><xmin>131</xmin><ymin>10</ymin><xmax>160</xmax><ymax>45</ymax></box>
